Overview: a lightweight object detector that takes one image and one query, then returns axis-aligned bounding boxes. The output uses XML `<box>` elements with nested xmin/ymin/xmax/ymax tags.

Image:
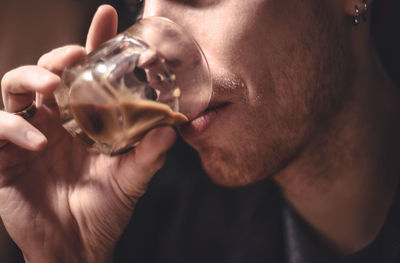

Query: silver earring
<box><xmin>362</xmin><ymin>0</ymin><xmax>368</xmax><ymax>22</ymax></box>
<box><xmin>353</xmin><ymin>5</ymin><xmax>360</xmax><ymax>25</ymax></box>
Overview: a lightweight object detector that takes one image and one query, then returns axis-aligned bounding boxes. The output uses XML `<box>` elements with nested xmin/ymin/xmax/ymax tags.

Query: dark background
<box><xmin>371</xmin><ymin>0</ymin><xmax>400</xmax><ymax>86</ymax></box>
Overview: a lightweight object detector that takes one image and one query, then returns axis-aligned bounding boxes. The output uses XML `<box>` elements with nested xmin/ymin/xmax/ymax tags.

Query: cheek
<box><xmin>190</xmin><ymin>1</ymin><xmax>352</xmax><ymax>185</ymax></box>
<box><xmin>194</xmin><ymin>98</ymin><xmax>307</xmax><ymax>187</ymax></box>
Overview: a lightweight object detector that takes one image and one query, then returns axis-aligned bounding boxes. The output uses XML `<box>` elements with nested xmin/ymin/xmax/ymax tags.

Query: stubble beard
<box><xmin>196</xmin><ymin>3</ymin><xmax>355</xmax><ymax>188</ymax></box>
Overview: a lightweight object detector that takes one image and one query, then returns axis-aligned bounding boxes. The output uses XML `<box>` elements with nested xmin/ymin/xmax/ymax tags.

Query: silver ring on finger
<box><xmin>0</xmin><ymin>101</ymin><xmax>37</xmax><ymax>149</ymax></box>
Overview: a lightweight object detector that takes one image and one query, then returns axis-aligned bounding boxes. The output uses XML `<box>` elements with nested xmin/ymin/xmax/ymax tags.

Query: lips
<box><xmin>178</xmin><ymin>72</ymin><xmax>245</xmax><ymax>140</ymax></box>
<box><xmin>179</xmin><ymin>101</ymin><xmax>230</xmax><ymax>140</ymax></box>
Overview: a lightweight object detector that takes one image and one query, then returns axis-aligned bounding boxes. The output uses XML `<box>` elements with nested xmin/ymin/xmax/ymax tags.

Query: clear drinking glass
<box><xmin>55</xmin><ymin>17</ymin><xmax>211</xmax><ymax>155</ymax></box>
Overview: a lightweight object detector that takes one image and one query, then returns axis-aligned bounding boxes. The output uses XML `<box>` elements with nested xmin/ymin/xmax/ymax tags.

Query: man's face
<box><xmin>142</xmin><ymin>0</ymin><xmax>354</xmax><ymax>187</ymax></box>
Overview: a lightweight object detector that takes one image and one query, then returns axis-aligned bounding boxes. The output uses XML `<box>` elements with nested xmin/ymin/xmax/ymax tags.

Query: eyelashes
<box><xmin>174</xmin><ymin>0</ymin><xmax>219</xmax><ymax>7</ymax></box>
<box><xmin>124</xmin><ymin>0</ymin><xmax>219</xmax><ymax>19</ymax></box>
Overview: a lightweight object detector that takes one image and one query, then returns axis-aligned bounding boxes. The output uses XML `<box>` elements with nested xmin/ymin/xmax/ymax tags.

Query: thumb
<box><xmin>86</xmin><ymin>4</ymin><xmax>118</xmax><ymax>53</ymax></box>
<box><xmin>115</xmin><ymin>126</ymin><xmax>177</xmax><ymax>198</ymax></box>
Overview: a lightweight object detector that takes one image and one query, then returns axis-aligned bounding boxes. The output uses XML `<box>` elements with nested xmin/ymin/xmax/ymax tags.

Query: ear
<box><xmin>344</xmin><ymin>0</ymin><xmax>373</xmax><ymax>25</ymax></box>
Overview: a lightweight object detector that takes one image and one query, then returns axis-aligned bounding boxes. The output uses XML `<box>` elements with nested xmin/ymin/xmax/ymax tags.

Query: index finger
<box><xmin>1</xmin><ymin>66</ymin><xmax>59</xmax><ymax>112</ymax></box>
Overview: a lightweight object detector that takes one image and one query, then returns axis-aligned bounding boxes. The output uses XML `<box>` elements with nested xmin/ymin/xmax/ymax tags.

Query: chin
<box><xmin>198</xmin><ymin>147</ymin><xmax>271</xmax><ymax>188</ymax></box>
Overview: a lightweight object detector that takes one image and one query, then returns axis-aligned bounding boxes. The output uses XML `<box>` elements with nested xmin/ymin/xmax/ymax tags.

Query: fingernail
<box><xmin>26</xmin><ymin>130</ymin><xmax>47</xmax><ymax>147</ymax></box>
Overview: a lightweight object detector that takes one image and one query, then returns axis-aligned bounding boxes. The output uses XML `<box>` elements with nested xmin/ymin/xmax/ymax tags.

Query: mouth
<box><xmin>178</xmin><ymin>71</ymin><xmax>245</xmax><ymax>141</ymax></box>
<box><xmin>178</xmin><ymin>101</ymin><xmax>231</xmax><ymax>140</ymax></box>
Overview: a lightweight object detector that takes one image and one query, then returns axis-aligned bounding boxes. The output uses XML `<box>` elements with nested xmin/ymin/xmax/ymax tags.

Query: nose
<box><xmin>142</xmin><ymin>0</ymin><xmax>198</xmax><ymax>29</ymax></box>
<box><xmin>142</xmin><ymin>0</ymin><xmax>175</xmax><ymax>20</ymax></box>
<box><xmin>141</xmin><ymin>0</ymin><xmax>198</xmax><ymax>40</ymax></box>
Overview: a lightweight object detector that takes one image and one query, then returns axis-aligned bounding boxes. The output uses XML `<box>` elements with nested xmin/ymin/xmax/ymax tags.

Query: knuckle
<box><xmin>37</xmin><ymin>53</ymin><xmax>49</xmax><ymax>68</ymax></box>
<box><xmin>1</xmin><ymin>66</ymin><xmax>37</xmax><ymax>100</ymax></box>
<box><xmin>37</xmin><ymin>49</ymin><xmax>57</xmax><ymax>70</ymax></box>
<box><xmin>1</xmin><ymin>69</ymin><xmax>19</xmax><ymax>96</ymax></box>
<box><xmin>1</xmin><ymin>70</ymin><xmax>13</xmax><ymax>91</ymax></box>
<box><xmin>2</xmin><ymin>66</ymin><xmax>34</xmax><ymax>87</ymax></box>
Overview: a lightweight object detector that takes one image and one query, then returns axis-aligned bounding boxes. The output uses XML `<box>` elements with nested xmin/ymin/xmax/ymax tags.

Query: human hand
<box><xmin>0</xmin><ymin>5</ymin><xmax>176</xmax><ymax>263</ymax></box>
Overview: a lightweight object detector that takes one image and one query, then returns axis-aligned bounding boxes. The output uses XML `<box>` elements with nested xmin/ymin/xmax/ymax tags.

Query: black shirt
<box><xmin>116</xmin><ymin>139</ymin><xmax>400</xmax><ymax>263</ymax></box>
<box><xmin>284</xmin><ymin>181</ymin><xmax>400</xmax><ymax>263</ymax></box>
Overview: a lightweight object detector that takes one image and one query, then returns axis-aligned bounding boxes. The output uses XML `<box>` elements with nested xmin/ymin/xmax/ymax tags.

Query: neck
<box><xmin>273</xmin><ymin>47</ymin><xmax>400</xmax><ymax>255</ymax></box>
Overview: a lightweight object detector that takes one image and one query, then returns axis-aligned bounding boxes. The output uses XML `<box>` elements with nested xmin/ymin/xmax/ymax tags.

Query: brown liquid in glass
<box><xmin>70</xmin><ymin>99</ymin><xmax>188</xmax><ymax>152</ymax></box>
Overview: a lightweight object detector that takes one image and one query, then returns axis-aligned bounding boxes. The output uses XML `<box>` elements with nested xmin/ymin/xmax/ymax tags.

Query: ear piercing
<box><xmin>353</xmin><ymin>5</ymin><xmax>360</xmax><ymax>25</ymax></box>
<box><xmin>362</xmin><ymin>0</ymin><xmax>368</xmax><ymax>22</ymax></box>
<box><xmin>353</xmin><ymin>0</ymin><xmax>368</xmax><ymax>25</ymax></box>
